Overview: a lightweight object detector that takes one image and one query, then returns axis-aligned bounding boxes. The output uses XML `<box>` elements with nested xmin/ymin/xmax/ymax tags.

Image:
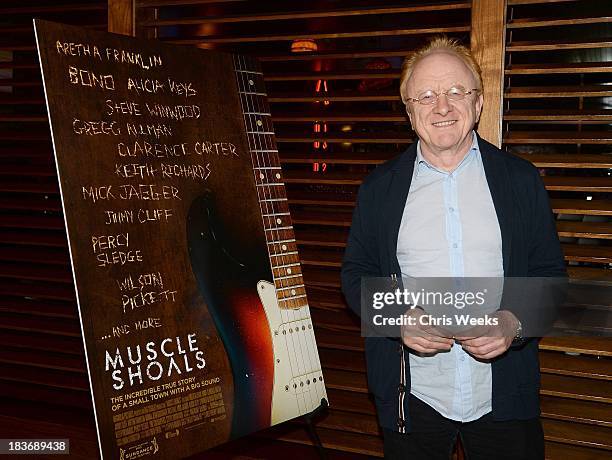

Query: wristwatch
<box><xmin>512</xmin><ymin>318</ymin><xmax>523</xmax><ymax>343</ymax></box>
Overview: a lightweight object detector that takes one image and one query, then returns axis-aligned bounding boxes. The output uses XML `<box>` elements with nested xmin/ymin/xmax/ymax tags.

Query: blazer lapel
<box><xmin>479</xmin><ymin>135</ymin><xmax>513</xmax><ymax>274</ymax></box>
<box><xmin>383</xmin><ymin>144</ymin><xmax>417</xmax><ymax>274</ymax></box>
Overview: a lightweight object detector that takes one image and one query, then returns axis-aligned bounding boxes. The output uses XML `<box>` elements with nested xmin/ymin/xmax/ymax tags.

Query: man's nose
<box><xmin>434</xmin><ymin>93</ymin><xmax>452</xmax><ymax>115</ymax></box>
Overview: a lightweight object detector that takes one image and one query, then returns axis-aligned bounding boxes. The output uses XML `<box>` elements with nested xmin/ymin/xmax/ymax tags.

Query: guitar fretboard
<box><xmin>233</xmin><ymin>55</ymin><xmax>307</xmax><ymax>310</ymax></box>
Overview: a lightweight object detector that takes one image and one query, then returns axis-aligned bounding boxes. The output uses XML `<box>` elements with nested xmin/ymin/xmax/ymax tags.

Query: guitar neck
<box><xmin>233</xmin><ymin>54</ymin><xmax>307</xmax><ymax>310</ymax></box>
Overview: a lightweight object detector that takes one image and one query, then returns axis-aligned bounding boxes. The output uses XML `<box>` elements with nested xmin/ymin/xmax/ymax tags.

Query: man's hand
<box><xmin>455</xmin><ymin>310</ymin><xmax>519</xmax><ymax>360</ymax></box>
<box><xmin>401</xmin><ymin>308</ymin><xmax>454</xmax><ymax>354</ymax></box>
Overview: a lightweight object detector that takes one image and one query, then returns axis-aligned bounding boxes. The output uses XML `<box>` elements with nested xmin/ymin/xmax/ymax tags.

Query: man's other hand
<box><xmin>401</xmin><ymin>308</ymin><xmax>454</xmax><ymax>354</ymax></box>
<box><xmin>455</xmin><ymin>310</ymin><xmax>519</xmax><ymax>360</ymax></box>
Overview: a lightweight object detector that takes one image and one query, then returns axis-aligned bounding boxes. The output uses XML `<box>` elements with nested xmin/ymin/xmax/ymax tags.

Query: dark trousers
<box><xmin>383</xmin><ymin>395</ymin><xmax>544</xmax><ymax>460</ymax></box>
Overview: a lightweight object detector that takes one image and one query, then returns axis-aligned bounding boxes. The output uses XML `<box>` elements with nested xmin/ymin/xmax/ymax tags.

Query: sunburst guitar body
<box><xmin>186</xmin><ymin>54</ymin><xmax>327</xmax><ymax>440</ymax></box>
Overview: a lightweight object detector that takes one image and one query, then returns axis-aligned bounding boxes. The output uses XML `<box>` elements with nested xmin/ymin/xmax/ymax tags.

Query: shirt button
<box><xmin>453</xmin><ymin>243</ymin><xmax>458</xmax><ymax>249</ymax></box>
<box><xmin>398</xmin><ymin>383</ymin><xmax>406</xmax><ymax>393</ymax></box>
<box><xmin>397</xmin><ymin>418</ymin><xmax>405</xmax><ymax>428</ymax></box>
<box><xmin>449</xmin><ymin>207</ymin><xmax>454</xmax><ymax>212</ymax></box>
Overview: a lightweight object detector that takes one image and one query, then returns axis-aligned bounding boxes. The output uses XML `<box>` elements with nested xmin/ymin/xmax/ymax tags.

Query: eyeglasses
<box><xmin>405</xmin><ymin>86</ymin><xmax>480</xmax><ymax>105</ymax></box>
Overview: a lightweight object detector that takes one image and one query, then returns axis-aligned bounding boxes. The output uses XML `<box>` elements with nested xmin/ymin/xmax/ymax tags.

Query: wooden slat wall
<box><xmin>0</xmin><ymin>0</ymin><xmax>107</xmax><ymax>455</ymax></box>
<box><xmin>503</xmin><ymin>0</ymin><xmax>612</xmax><ymax>457</ymax></box>
<box><xmin>471</xmin><ymin>0</ymin><xmax>506</xmax><ymax>147</ymax></box>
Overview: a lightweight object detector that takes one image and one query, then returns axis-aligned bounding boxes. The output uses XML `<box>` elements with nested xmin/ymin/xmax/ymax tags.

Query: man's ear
<box><xmin>476</xmin><ymin>93</ymin><xmax>484</xmax><ymax>122</ymax></box>
<box><xmin>405</xmin><ymin>105</ymin><xmax>413</xmax><ymax>125</ymax></box>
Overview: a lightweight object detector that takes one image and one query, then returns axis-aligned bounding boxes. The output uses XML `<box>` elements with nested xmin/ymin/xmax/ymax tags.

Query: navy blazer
<box><xmin>341</xmin><ymin>134</ymin><xmax>567</xmax><ymax>432</ymax></box>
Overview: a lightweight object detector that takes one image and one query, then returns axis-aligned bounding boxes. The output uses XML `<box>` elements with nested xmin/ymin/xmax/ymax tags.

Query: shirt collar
<box><xmin>414</xmin><ymin>131</ymin><xmax>479</xmax><ymax>178</ymax></box>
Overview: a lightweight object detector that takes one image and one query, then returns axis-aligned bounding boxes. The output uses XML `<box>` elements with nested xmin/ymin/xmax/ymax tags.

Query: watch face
<box><xmin>514</xmin><ymin>325</ymin><xmax>523</xmax><ymax>341</ymax></box>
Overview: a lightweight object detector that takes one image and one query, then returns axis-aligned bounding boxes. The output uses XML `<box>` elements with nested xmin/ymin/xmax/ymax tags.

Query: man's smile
<box><xmin>432</xmin><ymin>120</ymin><xmax>457</xmax><ymax>127</ymax></box>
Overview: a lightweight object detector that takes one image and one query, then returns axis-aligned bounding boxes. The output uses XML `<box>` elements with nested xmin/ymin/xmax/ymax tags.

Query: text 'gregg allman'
<box><xmin>72</xmin><ymin>119</ymin><xmax>173</xmax><ymax>140</ymax></box>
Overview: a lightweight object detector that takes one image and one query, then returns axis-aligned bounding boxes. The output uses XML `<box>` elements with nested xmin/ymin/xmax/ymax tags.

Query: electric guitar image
<box><xmin>186</xmin><ymin>54</ymin><xmax>327</xmax><ymax>439</ymax></box>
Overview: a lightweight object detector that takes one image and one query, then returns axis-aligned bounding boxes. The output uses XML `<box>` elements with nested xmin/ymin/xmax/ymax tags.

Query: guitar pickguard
<box><xmin>257</xmin><ymin>280</ymin><xmax>326</xmax><ymax>424</ymax></box>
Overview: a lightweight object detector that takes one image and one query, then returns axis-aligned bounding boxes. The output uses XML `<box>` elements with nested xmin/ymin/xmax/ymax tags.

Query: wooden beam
<box><xmin>108</xmin><ymin>0</ymin><xmax>134</xmax><ymax>36</ymax></box>
<box><xmin>164</xmin><ymin>25</ymin><xmax>471</xmax><ymax>45</ymax></box>
<box><xmin>140</xmin><ymin>3</ymin><xmax>471</xmax><ymax>26</ymax></box>
<box><xmin>471</xmin><ymin>0</ymin><xmax>506</xmax><ymax>147</ymax></box>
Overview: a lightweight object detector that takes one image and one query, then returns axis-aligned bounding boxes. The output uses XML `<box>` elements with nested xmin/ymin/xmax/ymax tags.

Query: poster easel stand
<box><xmin>302</xmin><ymin>398</ymin><xmax>329</xmax><ymax>460</ymax></box>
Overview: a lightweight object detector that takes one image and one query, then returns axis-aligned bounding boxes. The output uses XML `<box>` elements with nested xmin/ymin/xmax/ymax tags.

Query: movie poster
<box><xmin>34</xmin><ymin>20</ymin><xmax>327</xmax><ymax>459</ymax></box>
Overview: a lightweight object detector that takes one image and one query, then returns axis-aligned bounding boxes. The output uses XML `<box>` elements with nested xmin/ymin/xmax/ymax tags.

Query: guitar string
<box><xmin>251</xmin><ymin>55</ymin><xmax>319</xmax><ymax>411</ymax></box>
<box><xmin>251</xmin><ymin>60</ymin><xmax>323</xmax><ymax>409</ymax></box>
<box><xmin>247</xmin><ymin>56</ymin><xmax>314</xmax><ymax>413</ymax></box>
<box><xmin>240</xmin><ymin>54</ymin><xmax>325</xmax><ymax>411</ymax></box>
<box><xmin>234</xmin><ymin>55</ymin><xmax>305</xmax><ymax>414</ymax></box>
<box><xmin>253</xmin><ymin>71</ymin><xmax>323</xmax><ymax>407</ymax></box>
<box><xmin>236</xmin><ymin>55</ymin><xmax>304</xmax><ymax>414</ymax></box>
<box><xmin>238</xmin><ymin>56</ymin><xmax>300</xmax><ymax>411</ymax></box>
<box><xmin>232</xmin><ymin>54</ymin><xmax>297</xmax><ymax>414</ymax></box>
<box><xmin>250</xmin><ymin>65</ymin><xmax>316</xmax><ymax>411</ymax></box>
<box><xmin>249</xmin><ymin>54</ymin><xmax>326</xmax><ymax>407</ymax></box>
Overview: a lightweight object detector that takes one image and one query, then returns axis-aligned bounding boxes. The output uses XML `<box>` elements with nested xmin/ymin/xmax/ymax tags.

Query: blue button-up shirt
<box><xmin>396</xmin><ymin>132</ymin><xmax>504</xmax><ymax>422</ymax></box>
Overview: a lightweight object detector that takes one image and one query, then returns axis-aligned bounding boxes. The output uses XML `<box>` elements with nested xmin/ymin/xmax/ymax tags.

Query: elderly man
<box><xmin>341</xmin><ymin>37</ymin><xmax>566</xmax><ymax>459</ymax></box>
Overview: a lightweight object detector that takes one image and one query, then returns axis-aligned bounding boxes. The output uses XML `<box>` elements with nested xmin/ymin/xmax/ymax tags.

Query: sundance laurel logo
<box><xmin>119</xmin><ymin>437</ymin><xmax>159</xmax><ymax>460</ymax></box>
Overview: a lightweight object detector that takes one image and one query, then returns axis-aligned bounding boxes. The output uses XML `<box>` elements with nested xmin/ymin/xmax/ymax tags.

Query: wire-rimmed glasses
<box><xmin>405</xmin><ymin>86</ymin><xmax>480</xmax><ymax>105</ymax></box>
